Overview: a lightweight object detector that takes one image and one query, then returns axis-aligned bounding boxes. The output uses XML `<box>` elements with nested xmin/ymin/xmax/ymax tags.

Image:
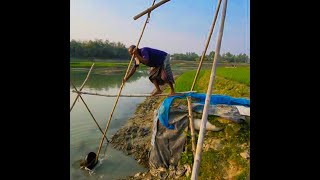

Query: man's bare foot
<box><xmin>151</xmin><ymin>89</ymin><xmax>158</xmax><ymax>94</ymax></box>
<box><xmin>151</xmin><ymin>90</ymin><xmax>162</xmax><ymax>96</ymax></box>
<box><xmin>168</xmin><ymin>91</ymin><xmax>176</xmax><ymax>96</ymax></box>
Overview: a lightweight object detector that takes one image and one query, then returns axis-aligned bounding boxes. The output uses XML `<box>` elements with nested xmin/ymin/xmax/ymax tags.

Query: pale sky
<box><xmin>70</xmin><ymin>0</ymin><xmax>250</xmax><ymax>55</ymax></box>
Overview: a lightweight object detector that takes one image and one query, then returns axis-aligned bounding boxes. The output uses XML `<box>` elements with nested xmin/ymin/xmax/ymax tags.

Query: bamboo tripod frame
<box><xmin>70</xmin><ymin>0</ymin><xmax>228</xmax><ymax>178</ymax></box>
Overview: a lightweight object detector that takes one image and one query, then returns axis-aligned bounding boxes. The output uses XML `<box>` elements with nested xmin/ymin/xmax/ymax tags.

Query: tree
<box><xmin>171</xmin><ymin>52</ymin><xmax>199</xmax><ymax>61</ymax></box>
<box><xmin>70</xmin><ymin>39</ymin><xmax>130</xmax><ymax>60</ymax></box>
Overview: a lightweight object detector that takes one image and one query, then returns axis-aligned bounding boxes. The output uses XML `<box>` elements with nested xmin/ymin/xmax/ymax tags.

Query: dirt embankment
<box><xmin>110</xmin><ymin>96</ymin><xmax>164</xmax><ymax>168</ymax></box>
<box><xmin>110</xmin><ymin>86</ymin><xmax>250</xmax><ymax>179</ymax></box>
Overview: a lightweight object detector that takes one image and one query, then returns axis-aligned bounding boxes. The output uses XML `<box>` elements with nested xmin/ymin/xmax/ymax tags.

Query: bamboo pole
<box><xmin>187</xmin><ymin>0</ymin><xmax>223</xmax><ymax>156</ymax></box>
<box><xmin>95</xmin><ymin>0</ymin><xmax>157</xmax><ymax>161</ymax></box>
<box><xmin>190</xmin><ymin>0</ymin><xmax>222</xmax><ymax>91</ymax></box>
<box><xmin>70</xmin><ymin>62</ymin><xmax>95</xmax><ymax>112</ymax></box>
<box><xmin>186</xmin><ymin>96</ymin><xmax>196</xmax><ymax>155</ymax></box>
<box><xmin>191</xmin><ymin>0</ymin><xmax>228</xmax><ymax>179</ymax></box>
<box><xmin>71</xmin><ymin>82</ymin><xmax>110</xmax><ymax>143</ymax></box>
<box><xmin>71</xmin><ymin>90</ymin><xmax>196</xmax><ymax>97</ymax></box>
<box><xmin>133</xmin><ymin>0</ymin><xmax>170</xmax><ymax>20</ymax></box>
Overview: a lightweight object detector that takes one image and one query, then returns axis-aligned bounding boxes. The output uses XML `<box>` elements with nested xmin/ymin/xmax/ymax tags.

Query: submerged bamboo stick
<box><xmin>187</xmin><ymin>0</ymin><xmax>223</xmax><ymax>157</ymax></box>
<box><xmin>70</xmin><ymin>62</ymin><xmax>95</xmax><ymax>112</ymax></box>
<box><xmin>191</xmin><ymin>0</ymin><xmax>228</xmax><ymax>179</ymax></box>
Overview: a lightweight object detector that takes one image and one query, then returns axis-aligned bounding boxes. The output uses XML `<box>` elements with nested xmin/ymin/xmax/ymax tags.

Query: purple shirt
<box><xmin>136</xmin><ymin>47</ymin><xmax>168</xmax><ymax>67</ymax></box>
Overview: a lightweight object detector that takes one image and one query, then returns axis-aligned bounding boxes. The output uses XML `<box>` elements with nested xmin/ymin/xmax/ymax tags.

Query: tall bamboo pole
<box><xmin>191</xmin><ymin>0</ymin><xmax>228</xmax><ymax>179</ymax></box>
<box><xmin>187</xmin><ymin>0</ymin><xmax>222</xmax><ymax>156</ymax></box>
<box><xmin>95</xmin><ymin>0</ymin><xmax>157</xmax><ymax>161</ymax></box>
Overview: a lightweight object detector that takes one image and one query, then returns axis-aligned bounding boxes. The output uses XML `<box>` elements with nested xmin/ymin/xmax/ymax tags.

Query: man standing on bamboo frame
<box><xmin>123</xmin><ymin>45</ymin><xmax>175</xmax><ymax>96</ymax></box>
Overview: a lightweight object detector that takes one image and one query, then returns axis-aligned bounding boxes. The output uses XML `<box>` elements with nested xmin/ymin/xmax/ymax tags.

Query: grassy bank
<box><xmin>110</xmin><ymin>66</ymin><xmax>250</xmax><ymax>179</ymax></box>
<box><xmin>172</xmin><ymin>67</ymin><xmax>250</xmax><ymax>98</ymax></box>
<box><xmin>70</xmin><ymin>58</ymin><xmax>128</xmax><ymax>62</ymax></box>
<box><xmin>173</xmin><ymin>67</ymin><xmax>250</xmax><ymax>179</ymax></box>
<box><xmin>216</xmin><ymin>66</ymin><xmax>250</xmax><ymax>86</ymax></box>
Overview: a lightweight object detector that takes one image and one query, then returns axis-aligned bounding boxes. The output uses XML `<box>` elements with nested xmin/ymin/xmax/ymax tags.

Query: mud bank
<box><xmin>110</xmin><ymin>96</ymin><xmax>164</xmax><ymax>168</ymax></box>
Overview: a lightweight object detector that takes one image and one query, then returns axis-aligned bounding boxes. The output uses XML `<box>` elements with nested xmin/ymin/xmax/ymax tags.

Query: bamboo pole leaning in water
<box><xmin>71</xmin><ymin>81</ymin><xmax>110</xmax><ymax>143</ymax></box>
<box><xmin>191</xmin><ymin>0</ymin><xmax>228</xmax><ymax>179</ymax></box>
<box><xmin>186</xmin><ymin>0</ymin><xmax>223</xmax><ymax>156</ymax></box>
<box><xmin>70</xmin><ymin>62</ymin><xmax>95</xmax><ymax>112</ymax></box>
<box><xmin>95</xmin><ymin>0</ymin><xmax>157</xmax><ymax>162</ymax></box>
<box><xmin>71</xmin><ymin>90</ymin><xmax>197</xmax><ymax>97</ymax></box>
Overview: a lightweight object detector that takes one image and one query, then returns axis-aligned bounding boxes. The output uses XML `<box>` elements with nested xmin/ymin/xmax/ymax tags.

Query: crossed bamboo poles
<box><xmin>70</xmin><ymin>61</ymin><xmax>110</xmax><ymax>145</ymax></box>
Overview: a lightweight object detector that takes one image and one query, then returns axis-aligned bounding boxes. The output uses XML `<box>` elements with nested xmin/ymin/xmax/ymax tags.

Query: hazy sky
<box><xmin>70</xmin><ymin>0</ymin><xmax>250</xmax><ymax>55</ymax></box>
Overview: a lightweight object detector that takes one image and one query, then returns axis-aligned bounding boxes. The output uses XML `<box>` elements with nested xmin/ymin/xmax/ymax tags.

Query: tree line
<box><xmin>70</xmin><ymin>39</ymin><xmax>130</xmax><ymax>59</ymax></box>
<box><xmin>70</xmin><ymin>39</ymin><xmax>250</xmax><ymax>63</ymax></box>
<box><xmin>171</xmin><ymin>51</ymin><xmax>250</xmax><ymax>63</ymax></box>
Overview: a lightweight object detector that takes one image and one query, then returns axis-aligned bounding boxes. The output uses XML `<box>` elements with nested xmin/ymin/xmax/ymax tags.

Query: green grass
<box><xmin>70</xmin><ymin>58</ymin><xmax>89</xmax><ymax>62</ymax></box>
<box><xmin>180</xmin><ymin>115</ymin><xmax>250</xmax><ymax>180</ymax></box>
<box><xmin>70</xmin><ymin>57</ymin><xmax>130</xmax><ymax>62</ymax></box>
<box><xmin>173</xmin><ymin>67</ymin><xmax>250</xmax><ymax>179</ymax></box>
<box><xmin>70</xmin><ymin>61</ymin><xmax>129</xmax><ymax>68</ymax></box>
<box><xmin>173</xmin><ymin>70</ymin><xmax>206</xmax><ymax>92</ymax></box>
<box><xmin>173</xmin><ymin>67</ymin><xmax>250</xmax><ymax>98</ymax></box>
<box><xmin>70</xmin><ymin>60</ymin><xmax>153</xmax><ymax>68</ymax></box>
<box><xmin>179</xmin><ymin>115</ymin><xmax>250</xmax><ymax>180</ymax></box>
<box><xmin>216</xmin><ymin>66</ymin><xmax>250</xmax><ymax>86</ymax></box>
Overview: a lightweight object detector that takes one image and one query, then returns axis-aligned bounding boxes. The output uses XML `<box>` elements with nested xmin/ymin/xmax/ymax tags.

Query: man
<box><xmin>123</xmin><ymin>45</ymin><xmax>175</xmax><ymax>96</ymax></box>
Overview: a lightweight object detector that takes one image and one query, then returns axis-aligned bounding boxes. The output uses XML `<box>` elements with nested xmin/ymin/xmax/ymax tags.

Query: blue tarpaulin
<box><xmin>158</xmin><ymin>93</ymin><xmax>250</xmax><ymax>129</ymax></box>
